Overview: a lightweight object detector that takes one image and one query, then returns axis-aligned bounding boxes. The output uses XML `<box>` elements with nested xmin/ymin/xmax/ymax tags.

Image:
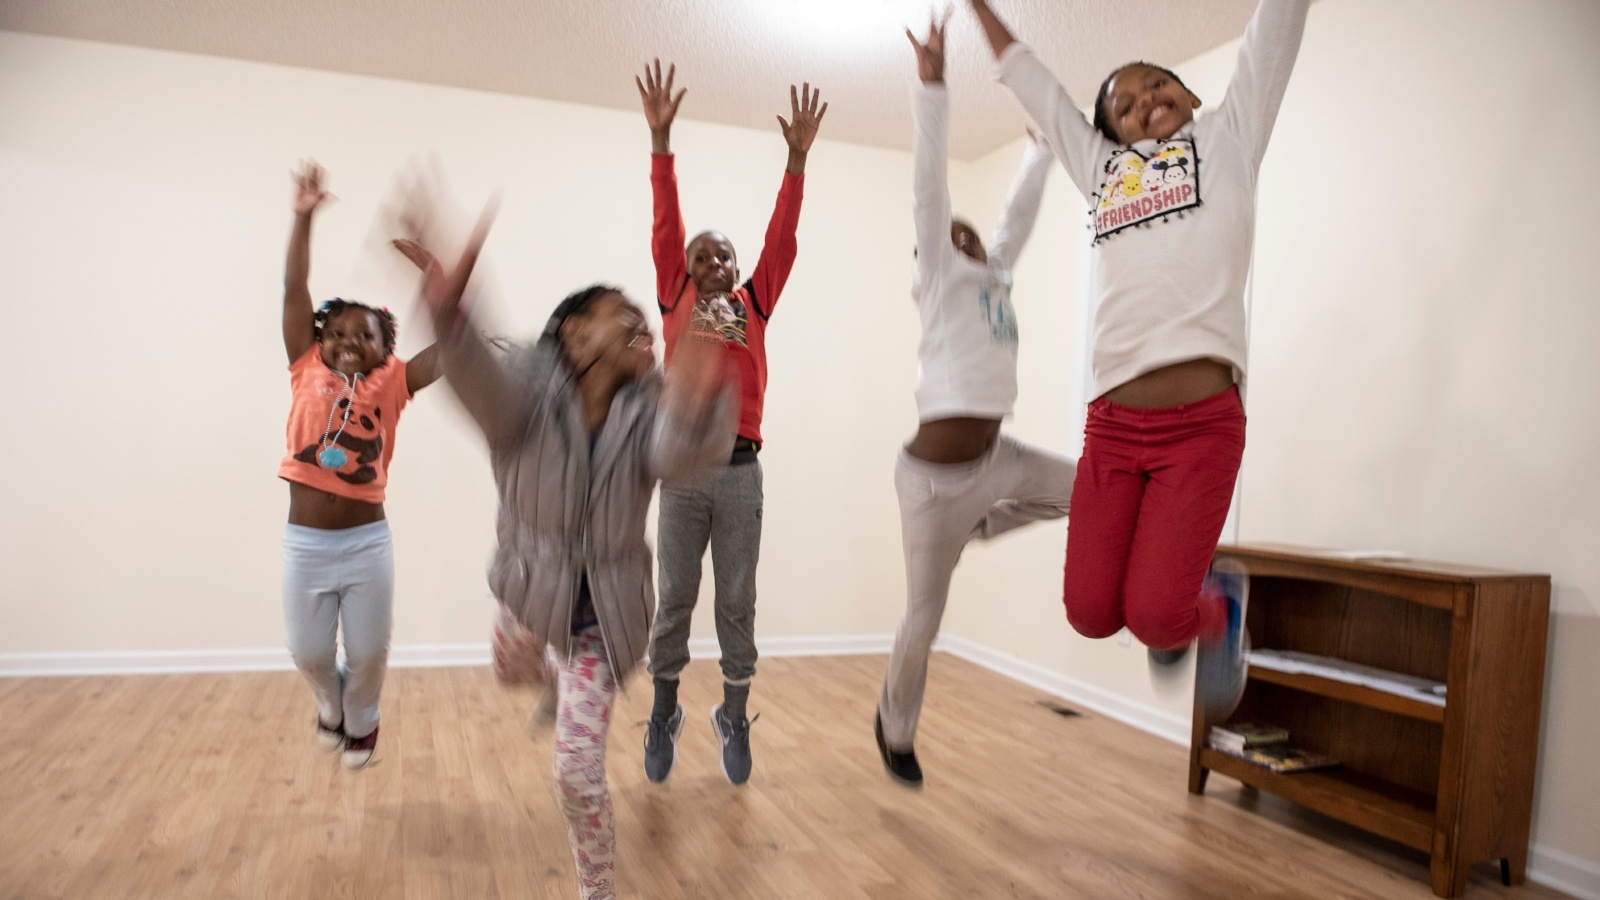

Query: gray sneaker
<box><xmin>643</xmin><ymin>705</ymin><xmax>684</xmax><ymax>783</ymax></box>
<box><xmin>710</xmin><ymin>704</ymin><xmax>757</xmax><ymax>786</ymax></box>
<box><xmin>1196</xmin><ymin>558</ymin><xmax>1252</xmax><ymax>725</ymax></box>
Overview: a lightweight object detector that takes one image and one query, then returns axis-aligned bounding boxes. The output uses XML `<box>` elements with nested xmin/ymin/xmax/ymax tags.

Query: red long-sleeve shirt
<box><xmin>651</xmin><ymin>153</ymin><xmax>804</xmax><ymax>445</ymax></box>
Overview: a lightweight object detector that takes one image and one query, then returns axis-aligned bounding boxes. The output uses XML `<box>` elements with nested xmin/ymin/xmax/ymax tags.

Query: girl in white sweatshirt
<box><xmin>966</xmin><ymin>0</ymin><xmax>1309</xmax><ymax>718</ymax></box>
<box><xmin>875</xmin><ymin>14</ymin><xmax>1077</xmax><ymax>789</ymax></box>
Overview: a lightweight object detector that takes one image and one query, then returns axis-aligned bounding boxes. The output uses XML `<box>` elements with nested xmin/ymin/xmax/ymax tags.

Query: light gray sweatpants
<box><xmin>879</xmin><ymin>436</ymin><xmax>1076</xmax><ymax>749</ymax></box>
<box><xmin>282</xmin><ymin>519</ymin><xmax>394</xmax><ymax>739</ymax></box>
<box><xmin>649</xmin><ymin>458</ymin><xmax>763</xmax><ymax>685</ymax></box>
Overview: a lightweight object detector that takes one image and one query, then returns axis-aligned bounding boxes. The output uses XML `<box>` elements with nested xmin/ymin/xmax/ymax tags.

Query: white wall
<box><xmin>3</xmin><ymin>0</ymin><xmax>1597</xmax><ymax>883</ymax></box>
<box><xmin>943</xmin><ymin>0</ymin><xmax>1600</xmax><ymax>880</ymax></box>
<box><xmin>0</xmin><ymin>30</ymin><xmax>918</xmax><ymax>656</ymax></box>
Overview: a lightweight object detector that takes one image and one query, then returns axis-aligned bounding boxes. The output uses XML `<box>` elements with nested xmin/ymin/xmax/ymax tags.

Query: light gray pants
<box><xmin>649</xmin><ymin>459</ymin><xmax>763</xmax><ymax>685</ymax></box>
<box><xmin>879</xmin><ymin>436</ymin><xmax>1076</xmax><ymax>749</ymax></box>
<box><xmin>282</xmin><ymin>520</ymin><xmax>394</xmax><ymax>739</ymax></box>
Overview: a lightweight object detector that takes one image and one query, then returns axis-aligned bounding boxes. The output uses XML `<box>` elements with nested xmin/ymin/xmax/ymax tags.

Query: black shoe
<box><xmin>643</xmin><ymin>705</ymin><xmax>685</xmax><ymax>783</ymax></box>
<box><xmin>874</xmin><ymin>712</ymin><xmax>923</xmax><ymax>789</ymax></box>
<box><xmin>710</xmin><ymin>704</ymin><xmax>757</xmax><ymax>786</ymax></box>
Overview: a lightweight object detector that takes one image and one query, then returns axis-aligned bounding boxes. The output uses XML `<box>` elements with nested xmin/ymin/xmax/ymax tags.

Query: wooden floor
<box><xmin>0</xmin><ymin>655</ymin><xmax>1572</xmax><ymax>900</ymax></box>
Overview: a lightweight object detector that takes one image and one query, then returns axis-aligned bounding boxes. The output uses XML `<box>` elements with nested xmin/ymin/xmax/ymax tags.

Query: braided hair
<box><xmin>314</xmin><ymin>298</ymin><xmax>398</xmax><ymax>356</ymax></box>
<box><xmin>537</xmin><ymin>284</ymin><xmax>624</xmax><ymax>351</ymax></box>
<box><xmin>1092</xmin><ymin>62</ymin><xmax>1191</xmax><ymax>144</ymax></box>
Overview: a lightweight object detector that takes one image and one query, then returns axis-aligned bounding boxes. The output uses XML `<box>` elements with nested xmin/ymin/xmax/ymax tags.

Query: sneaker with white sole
<box><xmin>643</xmin><ymin>705</ymin><xmax>685</xmax><ymax>783</ymax></box>
<box><xmin>342</xmin><ymin>725</ymin><xmax>378</xmax><ymax>770</ymax></box>
<box><xmin>710</xmin><ymin>704</ymin><xmax>757</xmax><ymax>786</ymax></box>
<box><xmin>1196</xmin><ymin>557</ymin><xmax>1251</xmax><ymax>725</ymax></box>
<box><xmin>316</xmin><ymin>717</ymin><xmax>346</xmax><ymax>753</ymax></box>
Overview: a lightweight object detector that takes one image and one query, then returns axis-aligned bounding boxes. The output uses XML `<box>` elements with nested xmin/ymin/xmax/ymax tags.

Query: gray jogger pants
<box><xmin>649</xmin><ymin>458</ymin><xmax>763</xmax><ymax>685</ymax></box>
<box><xmin>878</xmin><ymin>436</ymin><xmax>1076</xmax><ymax>749</ymax></box>
<box><xmin>282</xmin><ymin>519</ymin><xmax>394</xmax><ymax>739</ymax></box>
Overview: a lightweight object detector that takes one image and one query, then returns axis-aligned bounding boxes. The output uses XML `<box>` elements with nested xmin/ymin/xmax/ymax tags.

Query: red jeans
<box><xmin>1063</xmin><ymin>385</ymin><xmax>1245</xmax><ymax>650</ymax></box>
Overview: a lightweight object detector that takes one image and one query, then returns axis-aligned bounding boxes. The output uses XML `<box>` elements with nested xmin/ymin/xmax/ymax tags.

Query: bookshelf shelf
<box><xmin>1246</xmin><ymin>664</ymin><xmax>1446</xmax><ymax>724</ymax></box>
<box><xmin>1189</xmin><ymin>544</ymin><xmax>1550</xmax><ymax>899</ymax></box>
<box><xmin>1199</xmin><ymin>748</ymin><xmax>1435</xmax><ymax>850</ymax></box>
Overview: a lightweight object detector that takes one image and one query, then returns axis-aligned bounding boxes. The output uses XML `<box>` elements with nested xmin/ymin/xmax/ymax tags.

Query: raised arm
<box><xmin>638</xmin><ymin>60</ymin><xmax>692</xmax><ymax>310</ymax></box>
<box><xmin>985</xmin><ymin>130</ymin><xmax>1054</xmax><ymax>271</ymax></box>
<box><xmin>1213</xmin><ymin>0</ymin><xmax>1310</xmax><ymax>166</ymax></box>
<box><xmin>746</xmin><ymin>83</ymin><xmax>824</xmax><ymax>317</ymax></box>
<box><xmin>908</xmin><ymin>15</ymin><xmax>953</xmax><ymax>282</ymax></box>
<box><xmin>776</xmin><ymin>82</ymin><xmax>827</xmax><ymax>177</ymax></box>
<box><xmin>392</xmin><ymin>202</ymin><xmax>517</xmax><ymax>444</ymax></box>
<box><xmin>966</xmin><ymin>0</ymin><xmax>1016</xmax><ymax>58</ymax></box>
<box><xmin>283</xmin><ymin>161</ymin><xmax>330</xmax><ymax>363</ymax></box>
<box><xmin>403</xmin><ymin>343</ymin><xmax>442</xmax><ymax>394</ymax></box>
<box><xmin>968</xmin><ymin>0</ymin><xmax>1113</xmax><ymax>198</ymax></box>
<box><xmin>649</xmin><ymin>332</ymin><xmax>738</xmax><ymax>482</ymax></box>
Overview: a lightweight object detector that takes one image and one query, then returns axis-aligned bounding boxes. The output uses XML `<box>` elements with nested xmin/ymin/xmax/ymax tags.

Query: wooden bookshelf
<box><xmin>1245</xmin><ymin>664</ymin><xmax>1446</xmax><ymax>724</ymax></box>
<box><xmin>1189</xmin><ymin>544</ymin><xmax>1550</xmax><ymax>899</ymax></box>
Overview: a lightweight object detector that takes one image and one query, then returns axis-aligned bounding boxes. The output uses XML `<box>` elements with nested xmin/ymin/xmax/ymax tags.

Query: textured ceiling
<box><xmin>0</xmin><ymin>0</ymin><xmax>1259</xmax><ymax>160</ymax></box>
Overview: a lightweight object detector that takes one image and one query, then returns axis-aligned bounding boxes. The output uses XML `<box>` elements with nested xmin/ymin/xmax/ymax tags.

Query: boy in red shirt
<box><xmin>636</xmin><ymin>59</ymin><xmax>826</xmax><ymax>785</ymax></box>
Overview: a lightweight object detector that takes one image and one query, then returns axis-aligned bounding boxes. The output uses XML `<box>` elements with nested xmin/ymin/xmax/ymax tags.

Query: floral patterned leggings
<box><xmin>554</xmin><ymin>625</ymin><xmax>617</xmax><ymax>900</ymax></box>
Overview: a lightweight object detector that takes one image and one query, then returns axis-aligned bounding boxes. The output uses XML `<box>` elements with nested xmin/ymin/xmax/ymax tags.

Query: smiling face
<box><xmin>560</xmin><ymin>291</ymin><xmax>654</xmax><ymax>382</ymax></box>
<box><xmin>319</xmin><ymin>307</ymin><xmax>388</xmax><ymax>376</ymax></box>
<box><xmin>1102</xmin><ymin>64</ymin><xmax>1202</xmax><ymax>144</ymax></box>
<box><xmin>687</xmin><ymin>231</ymin><xmax>739</xmax><ymax>296</ymax></box>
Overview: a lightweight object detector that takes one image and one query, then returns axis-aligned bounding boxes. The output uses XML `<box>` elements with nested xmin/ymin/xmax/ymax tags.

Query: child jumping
<box><xmin>277</xmin><ymin>161</ymin><xmax>441</xmax><ymax>770</ymax></box>
<box><xmin>876</xmin><ymin>16</ymin><xmax>1076</xmax><ymax>789</ymax></box>
<box><xmin>966</xmin><ymin>0</ymin><xmax>1309</xmax><ymax>718</ymax></box>
<box><xmin>396</xmin><ymin>194</ymin><xmax>735</xmax><ymax>900</ymax></box>
<box><xmin>634</xmin><ymin>60</ymin><xmax>826</xmax><ymax>785</ymax></box>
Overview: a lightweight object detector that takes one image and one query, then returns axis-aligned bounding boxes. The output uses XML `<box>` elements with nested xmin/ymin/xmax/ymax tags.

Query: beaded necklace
<box><xmin>317</xmin><ymin>369</ymin><xmax>364</xmax><ymax>469</ymax></box>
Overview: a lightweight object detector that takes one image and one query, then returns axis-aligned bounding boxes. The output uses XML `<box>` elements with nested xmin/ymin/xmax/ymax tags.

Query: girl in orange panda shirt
<box><xmin>277</xmin><ymin>161</ymin><xmax>441</xmax><ymax>770</ymax></box>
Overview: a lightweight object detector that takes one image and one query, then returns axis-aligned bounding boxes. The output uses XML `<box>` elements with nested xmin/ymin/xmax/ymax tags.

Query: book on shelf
<box><xmin>1207</xmin><ymin>723</ymin><xmax>1289</xmax><ymax>753</ymax></box>
<box><xmin>1215</xmin><ymin>743</ymin><xmax>1340</xmax><ymax>774</ymax></box>
<box><xmin>1247</xmin><ymin>648</ymin><xmax>1447</xmax><ymax>707</ymax></box>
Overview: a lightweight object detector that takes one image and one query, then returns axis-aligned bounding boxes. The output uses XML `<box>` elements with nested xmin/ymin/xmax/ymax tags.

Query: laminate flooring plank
<box><xmin>0</xmin><ymin>655</ymin><xmax>1576</xmax><ymax>900</ymax></box>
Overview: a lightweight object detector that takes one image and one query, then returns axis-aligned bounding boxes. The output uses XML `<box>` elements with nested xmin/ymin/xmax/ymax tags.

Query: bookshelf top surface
<box><xmin>1219</xmin><ymin>543</ymin><xmax>1548</xmax><ymax>582</ymax></box>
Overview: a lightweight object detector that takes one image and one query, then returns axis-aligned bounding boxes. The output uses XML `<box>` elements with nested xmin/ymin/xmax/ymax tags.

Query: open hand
<box><xmin>906</xmin><ymin>9</ymin><xmax>951</xmax><ymax>84</ymax></box>
<box><xmin>391</xmin><ymin>189</ymin><xmax>497</xmax><ymax>338</ymax></box>
<box><xmin>291</xmin><ymin>160</ymin><xmax>332</xmax><ymax>215</ymax></box>
<box><xmin>777</xmin><ymin>83</ymin><xmax>828</xmax><ymax>156</ymax></box>
<box><xmin>636</xmin><ymin>59</ymin><xmax>686</xmax><ymax>136</ymax></box>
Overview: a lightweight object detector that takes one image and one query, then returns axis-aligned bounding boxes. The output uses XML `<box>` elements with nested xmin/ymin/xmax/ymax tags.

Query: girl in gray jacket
<box><xmin>396</xmin><ymin>220</ymin><xmax>735</xmax><ymax>900</ymax></box>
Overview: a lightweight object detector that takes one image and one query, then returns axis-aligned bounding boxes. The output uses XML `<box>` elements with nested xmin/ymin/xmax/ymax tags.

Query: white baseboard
<box><xmin>0</xmin><ymin>636</ymin><xmax>892</xmax><ymax>678</ymax></box>
<box><xmin>4</xmin><ymin>633</ymin><xmax>1593</xmax><ymax>897</ymax></box>
<box><xmin>0</xmin><ymin>648</ymin><xmax>298</xmax><ymax>676</ymax></box>
<box><xmin>0</xmin><ymin>644</ymin><xmax>495</xmax><ymax>677</ymax></box>
<box><xmin>1529</xmin><ymin>844</ymin><xmax>1600</xmax><ymax>900</ymax></box>
<box><xmin>687</xmin><ymin>634</ymin><xmax>893</xmax><ymax>659</ymax></box>
<box><xmin>933</xmin><ymin>634</ymin><xmax>1192</xmax><ymax>746</ymax></box>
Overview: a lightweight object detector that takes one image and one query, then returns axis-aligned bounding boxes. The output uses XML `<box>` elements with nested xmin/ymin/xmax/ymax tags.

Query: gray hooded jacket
<box><xmin>440</xmin><ymin>318</ymin><xmax>735</xmax><ymax>683</ymax></box>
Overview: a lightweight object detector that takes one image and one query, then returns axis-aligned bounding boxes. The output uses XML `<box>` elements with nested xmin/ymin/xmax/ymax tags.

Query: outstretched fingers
<box><xmin>391</xmin><ymin>238</ymin><xmax>439</xmax><ymax>274</ymax></box>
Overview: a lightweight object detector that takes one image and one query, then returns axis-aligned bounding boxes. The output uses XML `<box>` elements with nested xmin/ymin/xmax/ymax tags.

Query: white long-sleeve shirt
<box><xmin>912</xmin><ymin>84</ymin><xmax>1054</xmax><ymax>421</ymax></box>
<box><xmin>997</xmin><ymin>0</ymin><xmax>1309</xmax><ymax>399</ymax></box>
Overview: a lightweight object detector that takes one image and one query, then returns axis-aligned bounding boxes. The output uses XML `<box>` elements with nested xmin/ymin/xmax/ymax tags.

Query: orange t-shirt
<box><xmin>278</xmin><ymin>344</ymin><xmax>412</xmax><ymax>504</ymax></box>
